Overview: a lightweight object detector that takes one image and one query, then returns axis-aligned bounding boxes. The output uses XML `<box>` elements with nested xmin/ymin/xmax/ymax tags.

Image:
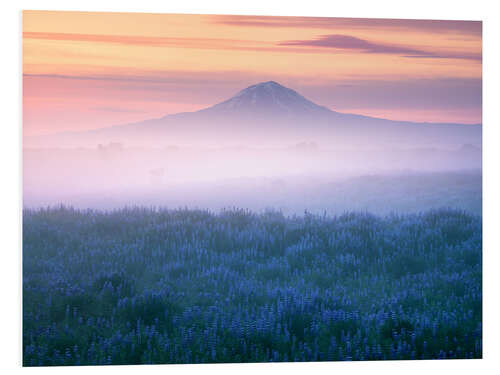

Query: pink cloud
<box><xmin>279</xmin><ymin>34</ymin><xmax>481</xmax><ymax>61</ymax></box>
<box><xmin>212</xmin><ymin>15</ymin><xmax>482</xmax><ymax>37</ymax></box>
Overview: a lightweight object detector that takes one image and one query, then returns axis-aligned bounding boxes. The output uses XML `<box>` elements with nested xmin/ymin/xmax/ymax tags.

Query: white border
<box><xmin>2</xmin><ymin>1</ymin><xmax>498</xmax><ymax>374</ymax></box>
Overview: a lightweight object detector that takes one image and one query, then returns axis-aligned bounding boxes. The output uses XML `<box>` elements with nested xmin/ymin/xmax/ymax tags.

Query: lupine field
<box><xmin>23</xmin><ymin>206</ymin><xmax>482</xmax><ymax>366</ymax></box>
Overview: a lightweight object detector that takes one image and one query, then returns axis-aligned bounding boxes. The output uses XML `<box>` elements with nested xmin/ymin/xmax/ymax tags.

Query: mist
<box><xmin>23</xmin><ymin>141</ymin><xmax>482</xmax><ymax>215</ymax></box>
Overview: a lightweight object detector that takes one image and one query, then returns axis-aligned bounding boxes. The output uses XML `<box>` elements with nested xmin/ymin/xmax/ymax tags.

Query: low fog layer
<box><xmin>24</xmin><ymin>144</ymin><xmax>482</xmax><ymax>215</ymax></box>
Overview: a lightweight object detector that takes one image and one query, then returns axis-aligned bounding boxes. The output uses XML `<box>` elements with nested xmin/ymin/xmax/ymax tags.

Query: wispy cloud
<box><xmin>280</xmin><ymin>34</ymin><xmax>425</xmax><ymax>54</ymax></box>
<box><xmin>23</xmin><ymin>31</ymin><xmax>312</xmax><ymax>55</ymax></box>
<box><xmin>23</xmin><ymin>32</ymin><xmax>265</xmax><ymax>50</ymax></box>
<box><xmin>212</xmin><ymin>15</ymin><xmax>482</xmax><ymax>37</ymax></box>
<box><xmin>279</xmin><ymin>34</ymin><xmax>481</xmax><ymax>61</ymax></box>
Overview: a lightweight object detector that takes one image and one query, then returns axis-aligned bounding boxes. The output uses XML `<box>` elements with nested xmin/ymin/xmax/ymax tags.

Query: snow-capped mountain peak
<box><xmin>205</xmin><ymin>81</ymin><xmax>331</xmax><ymax>116</ymax></box>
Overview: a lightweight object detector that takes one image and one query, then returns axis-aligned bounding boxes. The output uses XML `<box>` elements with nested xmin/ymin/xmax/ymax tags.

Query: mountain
<box><xmin>201</xmin><ymin>81</ymin><xmax>332</xmax><ymax>117</ymax></box>
<box><xmin>25</xmin><ymin>81</ymin><xmax>482</xmax><ymax>149</ymax></box>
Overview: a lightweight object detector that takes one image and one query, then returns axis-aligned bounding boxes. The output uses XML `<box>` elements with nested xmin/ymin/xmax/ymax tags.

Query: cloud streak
<box><xmin>23</xmin><ymin>32</ymin><xmax>266</xmax><ymax>50</ymax></box>
<box><xmin>212</xmin><ymin>15</ymin><xmax>482</xmax><ymax>37</ymax></box>
<box><xmin>279</xmin><ymin>34</ymin><xmax>481</xmax><ymax>61</ymax></box>
<box><xmin>22</xmin><ymin>31</ymin><xmax>313</xmax><ymax>55</ymax></box>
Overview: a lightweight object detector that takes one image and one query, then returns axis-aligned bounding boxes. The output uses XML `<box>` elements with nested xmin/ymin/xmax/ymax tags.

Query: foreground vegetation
<box><xmin>23</xmin><ymin>207</ymin><xmax>482</xmax><ymax>366</ymax></box>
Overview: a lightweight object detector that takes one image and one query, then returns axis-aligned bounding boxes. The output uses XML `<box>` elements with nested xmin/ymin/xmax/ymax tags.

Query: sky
<box><xmin>23</xmin><ymin>11</ymin><xmax>482</xmax><ymax>136</ymax></box>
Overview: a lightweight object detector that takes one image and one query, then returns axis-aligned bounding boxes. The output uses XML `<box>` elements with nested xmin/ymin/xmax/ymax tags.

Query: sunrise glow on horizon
<box><xmin>23</xmin><ymin>10</ymin><xmax>482</xmax><ymax>136</ymax></box>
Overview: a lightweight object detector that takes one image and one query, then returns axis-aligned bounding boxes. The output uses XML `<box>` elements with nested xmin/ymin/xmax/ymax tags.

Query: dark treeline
<box><xmin>23</xmin><ymin>207</ymin><xmax>482</xmax><ymax>365</ymax></box>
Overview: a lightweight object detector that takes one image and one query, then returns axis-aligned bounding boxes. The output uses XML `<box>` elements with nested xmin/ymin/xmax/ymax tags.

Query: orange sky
<box><xmin>23</xmin><ymin>10</ymin><xmax>482</xmax><ymax>135</ymax></box>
